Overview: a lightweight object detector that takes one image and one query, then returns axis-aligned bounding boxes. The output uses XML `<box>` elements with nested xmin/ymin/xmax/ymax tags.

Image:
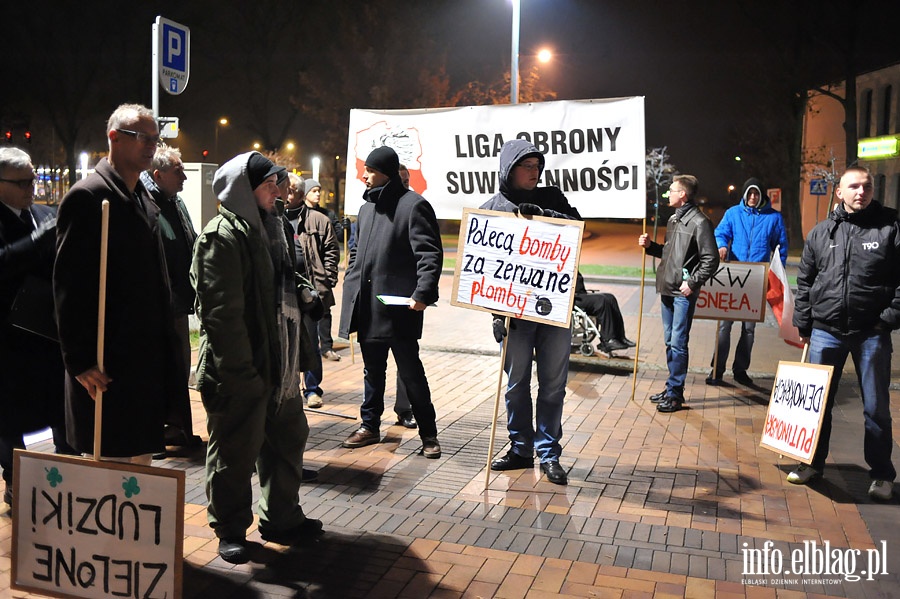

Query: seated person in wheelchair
<box><xmin>574</xmin><ymin>272</ymin><xmax>635</xmax><ymax>353</ymax></box>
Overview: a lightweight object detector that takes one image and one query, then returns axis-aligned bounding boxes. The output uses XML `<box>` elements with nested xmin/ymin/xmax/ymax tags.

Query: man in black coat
<box><xmin>0</xmin><ymin>147</ymin><xmax>75</xmax><ymax>507</ymax></box>
<box><xmin>54</xmin><ymin>103</ymin><xmax>188</xmax><ymax>463</ymax></box>
<box><xmin>338</xmin><ymin>146</ymin><xmax>443</xmax><ymax>458</ymax></box>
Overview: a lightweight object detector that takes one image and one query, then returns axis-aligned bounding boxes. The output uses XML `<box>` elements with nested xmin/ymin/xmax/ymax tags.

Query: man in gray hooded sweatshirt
<box><xmin>481</xmin><ymin>139</ymin><xmax>582</xmax><ymax>485</ymax></box>
<box><xmin>192</xmin><ymin>152</ymin><xmax>321</xmax><ymax>564</ymax></box>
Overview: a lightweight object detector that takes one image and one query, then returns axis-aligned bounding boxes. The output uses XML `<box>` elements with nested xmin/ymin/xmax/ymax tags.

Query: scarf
<box><xmin>262</xmin><ymin>212</ymin><xmax>302</xmax><ymax>410</ymax></box>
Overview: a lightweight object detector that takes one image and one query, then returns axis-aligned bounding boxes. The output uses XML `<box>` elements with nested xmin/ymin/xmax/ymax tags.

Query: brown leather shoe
<box><xmin>322</xmin><ymin>350</ymin><xmax>342</xmax><ymax>362</ymax></box>
<box><xmin>342</xmin><ymin>427</ymin><xmax>380</xmax><ymax>448</ymax></box>
<box><xmin>421</xmin><ymin>436</ymin><xmax>441</xmax><ymax>459</ymax></box>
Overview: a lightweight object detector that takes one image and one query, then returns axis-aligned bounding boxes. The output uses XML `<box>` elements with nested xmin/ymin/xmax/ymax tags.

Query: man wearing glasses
<box><xmin>54</xmin><ymin>103</ymin><xmax>188</xmax><ymax>464</ymax></box>
<box><xmin>638</xmin><ymin>175</ymin><xmax>718</xmax><ymax>413</ymax></box>
<box><xmin>0</xmin><ymin>147</ymin><xmax>77</xmax><ymax>508</ymax></box>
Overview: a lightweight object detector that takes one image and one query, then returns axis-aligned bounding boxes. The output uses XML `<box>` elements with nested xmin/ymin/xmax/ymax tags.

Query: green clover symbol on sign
<box><xmin>44</xmin><ymin>467</ymin><xmax>63</xmax><ymax>488</ymax></box>
<box><xmin>122</xmin><ymin>476</ymin><xmax>141</xmax><ymax>498</ymax></box>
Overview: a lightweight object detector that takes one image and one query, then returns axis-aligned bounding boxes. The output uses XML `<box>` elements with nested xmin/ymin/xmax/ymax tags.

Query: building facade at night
<box><xmin>800</xmin><ymin>62</ymin><xmax>900</xmax><ymax>235</ymax></box>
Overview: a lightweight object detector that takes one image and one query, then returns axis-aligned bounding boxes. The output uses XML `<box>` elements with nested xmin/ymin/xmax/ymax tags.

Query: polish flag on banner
<box><xmin>766</xmin><ymin>246</ymin><xmax>804</xmax><ymax>347</ymax></box>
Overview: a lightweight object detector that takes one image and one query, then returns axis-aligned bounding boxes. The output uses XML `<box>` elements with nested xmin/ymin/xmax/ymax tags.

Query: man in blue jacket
<box><xmin>707</xmin><ymin>178</ymin><xmax>788</xmax><ymax>386</ymax></box>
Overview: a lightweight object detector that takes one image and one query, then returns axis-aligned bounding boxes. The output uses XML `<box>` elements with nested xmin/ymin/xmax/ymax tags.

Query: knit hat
<box><xmin>303</xmin><ymin>179</ymin><xmax>321</xmax><ymax>197</ymax></box>
<box><xmin>247</xmin><ymin>153</ymin><xmax>283</xmax><ymax>190</ymax></box>
<box><xmin>364</xmin><ymin>146</ymin><xmax>399</xmax><ymax>178</ymax></box>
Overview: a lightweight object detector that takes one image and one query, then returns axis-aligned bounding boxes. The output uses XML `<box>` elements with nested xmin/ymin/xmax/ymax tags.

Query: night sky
<box><xmin>5</xmin><ymin>0</ymin><xmax>900</xmax><ymax>207</ymax></box>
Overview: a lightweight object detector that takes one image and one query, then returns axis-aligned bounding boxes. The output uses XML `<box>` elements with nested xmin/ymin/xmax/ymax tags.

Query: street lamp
<box><xmin>214</xmin><ymin>117</ymin><xmax>229</xmax><ymax>160</ymax></box>
<box><xmin>312</xmin><ymin>156</ymin><xmax>321</xmax><ymax>182</ymax></box>
<box><xmin>510</xmin><ymin>0</ymin><xmax>520</xmax><ymax>104</ymax></box>
<box><xmin>537</xmin><ymin>48</ymin><xmax>552</xmax><ymax>63</ymax></box>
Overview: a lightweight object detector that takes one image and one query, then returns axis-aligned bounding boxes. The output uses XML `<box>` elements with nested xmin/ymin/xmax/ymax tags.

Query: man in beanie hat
<box><xmin>284</xmin><ymin>174</ymin><xmax>339</xmax><ymax>408</ymax></box>
<box><xmin>339</xmin><ymin>145</ymin><xmax>443</xmax><ymax>458</ymax></box>
<box><xmin>480</xmin><ymin>140</ymin><xmax>582</xmax><ymax>485</ymax></box>
<box><xmin>192</xmin><ymin>151</ymin><xmax>321</xmax><ymax>564</ymax></box>
<box><xmin>706</xmin><ymin>177</ymin><xmax>787</xmax><ymax>386</ymax></box>
<box><xmin>300</xmin><ymin>178</ymin><xmax>342</xmax><ymax>363</ymax></box>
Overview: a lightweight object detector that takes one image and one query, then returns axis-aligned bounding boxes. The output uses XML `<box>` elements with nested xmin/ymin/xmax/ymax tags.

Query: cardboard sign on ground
<box><xmin>11</xmin><ymin>450</ymin><xmax>185</xmax><ymax>599</ymax></box>
<box><xmin>760</xmin><ymin>361</ymin><xmax>834</xmax><ymax>464</ymax></box>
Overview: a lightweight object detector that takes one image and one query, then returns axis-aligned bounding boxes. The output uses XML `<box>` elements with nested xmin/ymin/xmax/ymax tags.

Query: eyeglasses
<box><xmin>0</xmin><ymin>177</ymin><xmax>35</xmax><ymax>190</ymax></box>
<box><xmin>517</xmin><ymin>162</ymin><xmax>541</xmax><ymax>171</ymax></box>
<box><xmin>669</xmin><ymin>186</ymin><xmax>684</xmax><ymax>194</ymax></box>
<box><xmin>117</xmin><ymin>129</ymin><xmax>162</xmax><ymax>146</ymax></box>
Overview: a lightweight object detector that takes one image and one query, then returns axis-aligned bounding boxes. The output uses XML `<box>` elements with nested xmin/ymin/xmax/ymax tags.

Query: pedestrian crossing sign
<box><xmin>809</xmin><ymin>179</ymin><xmax>828</xmax><ymax>195</ymax></box>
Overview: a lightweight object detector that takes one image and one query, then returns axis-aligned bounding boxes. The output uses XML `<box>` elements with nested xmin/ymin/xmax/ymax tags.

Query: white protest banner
<box><xmin>694</xmin><ymin>261</ymin><xmax>768</xmax><ymax>322</ymax></box>
<box><xmin>760</xmin><ymin>362</ymin><xmax>833</xmax><ymax>464</ymax></box>
<box><xmin>12</xmin><ymin>451</ymin><xmax>184</xmax><ymax>599</ymax></box>
<box><xmin>451</xmin><ymin>208</ymin><xmax>583</xmax><ymax>328</ymax></box>
<box><xmin>345</xmin><ymin>97</ymin><xmax>646</xmax><ymax>219</ymax></box>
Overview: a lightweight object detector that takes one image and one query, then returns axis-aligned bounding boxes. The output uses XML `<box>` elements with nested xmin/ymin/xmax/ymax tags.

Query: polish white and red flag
<box><xmin>766</xmin><ymin>246</ymin><xmax>804</xmax><ymax>347</ymax></box>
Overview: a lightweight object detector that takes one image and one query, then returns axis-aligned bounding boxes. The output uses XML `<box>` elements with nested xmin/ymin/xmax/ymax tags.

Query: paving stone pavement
<box><xmin>3</xmin><ymin>273</ymin><xmax>899</xmax><ymax>598</ymax></box>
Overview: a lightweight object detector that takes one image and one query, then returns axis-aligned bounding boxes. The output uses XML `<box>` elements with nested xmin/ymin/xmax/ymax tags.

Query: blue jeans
<box><xmin>359</xmin><ymin>339</ymin><xmax>437</xmax><ymax>438</ymax></box>
<box><xmin>660</xmin><ymin>293</ymin><xmax>698</xmax><ymax>398</ymax></box>
<box><xmin>711</xmin><ymin>320</ymin><xmax>755</xmax><ymax>378</ymax></box>
<box><xmin>807</xmin><ymin>328</ymin><xmax>896</xmax><ymax>481</ymax></box>
<box><xmin>503</xmin><ymin>320</ymin><xmax>570</xmax><ymax>463</ymax></box>
<box><xmin>303</xmin><ymin>315</ymin><xmax>323</xmax><ymax>398</ymax></box>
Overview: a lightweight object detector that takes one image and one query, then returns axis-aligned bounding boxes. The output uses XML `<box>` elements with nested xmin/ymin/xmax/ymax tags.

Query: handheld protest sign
<box><xmin>11</xmin><ymin>450</ymin><xmax>185</xmax><ymax>598</ymax></box>
<box><xmin>694</xmin><ymin>261</ymin><xmax>768</xmax><ymax>323</ymax></box>
<box><xmin>94</xmin><ymin>199</ymin><xmax>110</xmax><ymax>460</ymax></box>
<box><xmin>760</xmin><ymin>361</ymin><xmax>833</xmax><ymax>464</ymax></box>
<box><xmin>451</xmin><ymin>208</ymin><xmax>584</xmax><ymax>328</ymax></box>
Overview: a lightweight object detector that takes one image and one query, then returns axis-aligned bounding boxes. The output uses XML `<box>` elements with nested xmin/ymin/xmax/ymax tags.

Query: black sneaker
<box><xmin>490</xmin><ymin>450</ymin><xmax>533</xmax><ymax>471</ymax></box>
<box><xmin>218</xmin><ymin>538</ymin><xmax>248</xmax><ymax>564</ymax></box>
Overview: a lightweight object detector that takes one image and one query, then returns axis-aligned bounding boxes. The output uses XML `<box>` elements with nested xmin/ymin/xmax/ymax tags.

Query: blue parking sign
<box><xmin>155</xmin><ymin>16</ymin><xmax>190</xmax><ymax>96</ymax></box>
<box><xmin>162</xmin><ymin>23</ymin><xmax>186</xmax><ymax>71</ymax></box>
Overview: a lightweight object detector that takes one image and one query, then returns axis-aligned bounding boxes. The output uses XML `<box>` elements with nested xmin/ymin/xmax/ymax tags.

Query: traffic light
<box><xmin>3</xmin><ymin>131</ymin><xmax>10</xmax><ymax>142</ymax></box>
<box><xmin>202</xmin><ymin>150</ymin><xmax>209</xmax><ymax>159</ymax></box>
<box><xmin>24</xmin><ymin>131</ymin><xmax>31</xmax><ymax>143</ymax></box>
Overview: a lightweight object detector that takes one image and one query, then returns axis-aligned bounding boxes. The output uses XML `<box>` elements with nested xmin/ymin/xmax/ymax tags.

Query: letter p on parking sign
<box><xmin>155</xmin><ymin>16</ymin><xmax>190</xmax><ymax>95</ymax></box>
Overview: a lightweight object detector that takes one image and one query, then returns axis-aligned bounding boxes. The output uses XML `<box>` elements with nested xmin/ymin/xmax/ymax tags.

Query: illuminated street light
<box><xmin>286</xmin><ymin>142</ymin><xmax>296</xmax><ymax>151</ymax></box>
<box><xmin>214</xmin><ymin>117</ymin><xmax>230</xmax><ymax>160</ymax></box>
<box><xmin>312</xmin><ymin>156</ymin><xmax>321</xmax><ymax>181</ymax></box>
<box><xmin>537</xmin><ymin>48</ymin><xmax>552</xmax><ymax>63</ymax></box>
<box><xmin>79</xmin><ymin>152</ymin><xmax>89</xmax><ymax>180</ymax></box>
<box><xmin>252</xmin><ymin>142</ymin><xmax>261</xmax><ymax>150</ymax></box>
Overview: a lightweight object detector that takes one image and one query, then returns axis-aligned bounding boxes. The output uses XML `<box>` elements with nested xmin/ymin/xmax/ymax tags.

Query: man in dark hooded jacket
<box><xmin>707</xmin><ymin>177</ymin><xmax>787</xmax><ymax>386</ymax></box>
<box><xmin>338</xmin><ymin>146</ymin><xmax>443</xmax><ymax>458</ymax></box>
<box><xmin>480</xmin><ymin>139</ymin><xmax>581</xmax><ymax>485</ymax></box>
<box><xmin>788</xmin><ymin>166</ymin><xmax>899</xmax><ymax>501</ymax></box>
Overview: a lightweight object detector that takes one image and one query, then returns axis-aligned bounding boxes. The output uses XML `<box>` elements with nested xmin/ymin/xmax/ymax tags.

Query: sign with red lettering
<box><xmin>694</xmin><ymin>261</ymin><xmax>768</xmax><ymax>322</ymax></box>
<box><xmin>451</xmin><ymin>208</ymin><xmax>584</xmax><ymax>327</ymax></box>
<box><xmin>12</xmin><ymin>451</ymin><xmax>184</xmax><ymax>599</ymax></box>
<box><xmin>760</xmin><ymin>361</ymin><xmax>833</xmax><ymax>464</ymax></box>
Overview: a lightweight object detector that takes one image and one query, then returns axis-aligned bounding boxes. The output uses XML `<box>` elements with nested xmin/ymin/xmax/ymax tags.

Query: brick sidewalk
<box><xmin>3</xmin><ymin>274</ymin><xmax>899</xmax><ymax>598</ymax></box>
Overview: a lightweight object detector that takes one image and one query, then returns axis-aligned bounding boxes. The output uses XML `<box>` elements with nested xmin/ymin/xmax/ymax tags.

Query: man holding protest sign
<box><xmin>338</xmin><ymin>146</ymin><xmax>443</xmax><ymax>458</ymax></box>
<box><xmin>482</xmin><ymin>139</ymin><xmax>581</xmax><ymax>485</ymax></box>
<box><xmin>638</xmin><ymin>175</ymin><xmax>718</xmax><ymax>413</ymax></box>
<box><xmin>789</xmin><ymin>166</ymin><xmax>898</xmax><ymax>500</ymax></box>
<box><xmin>707</xmin><ymin>177</ymin><xmax>788</xmax><ymax>386</ymax></box>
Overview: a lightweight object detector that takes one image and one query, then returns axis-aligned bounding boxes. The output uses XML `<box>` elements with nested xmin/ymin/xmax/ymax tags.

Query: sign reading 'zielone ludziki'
<box><xmin>451</xmin><ymin>208</ymin><xmax>584</xmax><ymax>328</ymax></box>
<box><xmin>12</xmin><ymin>451</ymin><xmax>185</xmax><ymax>599</ymax></box>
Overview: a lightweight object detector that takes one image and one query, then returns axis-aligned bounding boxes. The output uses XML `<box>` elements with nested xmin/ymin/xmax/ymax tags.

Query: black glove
<box><xmin>514</xmin><ymin>203</ymin><xmax>543</xmax><ymax>217</ymax></box>
<box><xmin>341</xmin><ymin>217</ymin><xmax>352</xmax><ymax>231</ymax></box>
<box><xmin>31</xmin><ymin>217</ymin><xmax>57</xmax><ymax>253</ymax></box>
<box><xmin>492</xmin><ymin>317</ymin><xmax>507</xmax><ymax>343</ymax></box>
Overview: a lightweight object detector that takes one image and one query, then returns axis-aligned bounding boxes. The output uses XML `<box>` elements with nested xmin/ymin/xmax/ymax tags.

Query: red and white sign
<box><xmin>345</xmin><ymin>97</ymin><xmax>646</xmax><ymax>220</ymax></box>
<box><xmin>760</xmin><ymin>362</ymin><xmax>833</xmax><ymax>464</ymax></box>
<box><xmin>451</xmin><ymin>208</ymin><xmax>583</xmax><ymax>328</ymax></box>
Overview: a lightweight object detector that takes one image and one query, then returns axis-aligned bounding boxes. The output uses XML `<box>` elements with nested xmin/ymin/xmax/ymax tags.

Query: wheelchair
<box><xmin>570</xmin><ymin>304</ymin><xmax>603</xmax><ymax>357</ymax></box>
